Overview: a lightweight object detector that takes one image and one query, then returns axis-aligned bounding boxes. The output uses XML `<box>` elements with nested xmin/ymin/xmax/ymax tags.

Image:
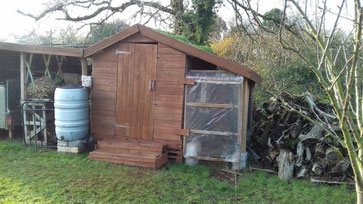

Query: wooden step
<box><xmin>167</xmin><ymin>149</ymin><xmax>183</xmax><ymax>163</ymax></box>
<box><xmin>97</xmin><ymin>139</ymin><xmax>167</xmax><ymax>155</ymax></box>
<box><xmin>89</xmin><ymin>150</ymin><xmax>168</xmax><ymax>169</ymax></box>
<box><xmin>90</xmin><ymin>139</ymin><xmax>168</xmax><ymax>169</ymax></box>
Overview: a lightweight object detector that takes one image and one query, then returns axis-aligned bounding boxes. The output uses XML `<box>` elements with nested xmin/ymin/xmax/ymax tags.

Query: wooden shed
<box><xmin>86</xmin><ymin>24</ymin><xmax>262</xmax><ymax>169</ymax></box>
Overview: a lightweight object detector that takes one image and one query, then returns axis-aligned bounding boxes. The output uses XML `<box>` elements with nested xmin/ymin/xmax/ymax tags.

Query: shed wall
<box><xmin>153</xmin><ymin>43</ymin><xmax>186</xmax><ymax>150</ymax></box>
<box><xmin>91</xmin><ymin>44</ymin><xmax>118</xmax><ymax>140</ymax></box>
<box><xmin>90</xmin><ymin>40</ymin><xmax>186</xmax><ymax>151</ymax></box>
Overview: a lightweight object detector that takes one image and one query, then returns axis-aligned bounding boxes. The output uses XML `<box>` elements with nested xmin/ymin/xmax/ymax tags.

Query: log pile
<box><xmin>251</xmin><ymin>92</ymin><xmax>353</xmax><ymax>181</ymax></box>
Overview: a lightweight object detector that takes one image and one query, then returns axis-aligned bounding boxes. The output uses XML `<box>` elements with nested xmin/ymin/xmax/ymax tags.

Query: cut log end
<box><xmin>277</xmin><ymin>149</ymin><xmax>295</xmax><ymax>180</ymax></box>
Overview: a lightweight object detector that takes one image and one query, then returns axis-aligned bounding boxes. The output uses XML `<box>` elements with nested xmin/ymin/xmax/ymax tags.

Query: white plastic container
<box><xmin>232</xmin><ymin>152</ymin><xmax>248</xmax><ymax>170</ymax></box>
<box><xmin>184</xmin><ymin>141</ymin><xmax>201</xmax><ymax>166</ymax></box>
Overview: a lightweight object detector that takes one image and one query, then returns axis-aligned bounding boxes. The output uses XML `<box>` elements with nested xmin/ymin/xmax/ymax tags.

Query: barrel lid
<box><xmin>57</xmin><ymin>85</ymin><xmax>83</xmax><ymax>90</ymax></box>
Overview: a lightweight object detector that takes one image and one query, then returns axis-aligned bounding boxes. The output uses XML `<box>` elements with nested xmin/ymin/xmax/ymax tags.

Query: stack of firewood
<box><xmin>251</xmin><ymin>92</ymin><xmax>353</xmax><ymax>181</ymax></box>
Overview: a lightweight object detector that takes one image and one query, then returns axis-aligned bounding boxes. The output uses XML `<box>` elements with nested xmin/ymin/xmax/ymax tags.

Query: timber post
<box><xmin>240</xmin><ymin>79</ymin><xmax>250</xmax><ymax>153</ymax></box>
<box><xmin>81</xmin><ymin>58</ymin><xmax>88</xmax><ymax>76</ymax></box>
<box><xmin>20</xmin><ymin>53</ymin><xmax>26</xmax><ymax>102</ymax></box>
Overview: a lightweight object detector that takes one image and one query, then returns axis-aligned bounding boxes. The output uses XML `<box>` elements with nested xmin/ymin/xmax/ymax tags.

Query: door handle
<box><xmin>149</xmin><ymin>80</ymin><xmax>155</xmax><ymax>91</ymax></box>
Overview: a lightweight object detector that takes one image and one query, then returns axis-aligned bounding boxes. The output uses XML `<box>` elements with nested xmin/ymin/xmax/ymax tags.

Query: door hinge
<box><xmin>116</xmin><ymin>49</ymin><xmax>130</xmax><ymax>55</ymax></box>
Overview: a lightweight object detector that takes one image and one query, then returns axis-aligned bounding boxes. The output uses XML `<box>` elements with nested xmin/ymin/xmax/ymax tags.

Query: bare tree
<box><xmin>228</xmin><ymin>0</ymin><xmax>362</xmax><ymax>202</ymax></box>
<box><xmin>209</xmin><ymin>16</ymin><xmax>228</xmax><ymax>43</ymax></box>
<box><xmin>18</xmin><ymin>0</ymin><xmax>176</xmax><ymax>29</ymax></box>
<box><xmin>18</xmin><ymin>0</ymin><xmax>222</xmax><ymax>45</ymax></box>
<box><xmin>15</xmin><ymin>26</ymin><xmax>86</xmax><ymax>46</ymax></box>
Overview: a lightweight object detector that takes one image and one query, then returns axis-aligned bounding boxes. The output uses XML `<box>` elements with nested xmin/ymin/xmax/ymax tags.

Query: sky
<box><xmin>0</xmin><ymin>0</ymin><xmax>354</xmax><ymax>43</ymax></box>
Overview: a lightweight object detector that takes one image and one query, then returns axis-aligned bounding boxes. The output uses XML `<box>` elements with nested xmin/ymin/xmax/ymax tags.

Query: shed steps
<box><xmin>89</xmin><ymin>139</ymin><xmax>168</xmax><ymax>169</ymax></box>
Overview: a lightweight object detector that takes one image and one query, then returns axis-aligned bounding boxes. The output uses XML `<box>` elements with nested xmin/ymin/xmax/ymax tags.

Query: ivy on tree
<box><xmin>19</xmin><ymin>0</ymin><xmax>222</xmax><ymax>46</ymax></box>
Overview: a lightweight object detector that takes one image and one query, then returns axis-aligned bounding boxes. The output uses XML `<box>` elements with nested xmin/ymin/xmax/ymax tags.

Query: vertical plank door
<box><xmin>114</xmin><ymin>43</ymin><xmax>157</xmax><ymax>140</ymax></box>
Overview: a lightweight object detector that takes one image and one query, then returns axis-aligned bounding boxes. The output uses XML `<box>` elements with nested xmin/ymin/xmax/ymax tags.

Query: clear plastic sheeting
<box><xmin>184</xmin><ymin>70</ymin><xmax>244</xmax><ymax>162</ymax></box>
<box><xmin>185</xmin><ymin>106</ymin><xmax>238</xmax><ymax>133</ymax></box>
<box><xmin>185</xmin><ymin>134</ymin><xmax>240</xmax><ymax>162</ymax></box>
<box><xmin>186</xmin><ymin>70</ymin><xmax>245</xmax><ymax>82</ymax></box>
<box><xmin>186</xmin><ymin>83</ymin><xmax>240</xmax><ymax>105</ymax></box>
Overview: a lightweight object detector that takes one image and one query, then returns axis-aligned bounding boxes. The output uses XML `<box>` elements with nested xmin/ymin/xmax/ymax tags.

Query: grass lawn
<box><xmin>0</xmin><ymin>141</ymin><xmax>356</xmax><ymax>203</ymax></box>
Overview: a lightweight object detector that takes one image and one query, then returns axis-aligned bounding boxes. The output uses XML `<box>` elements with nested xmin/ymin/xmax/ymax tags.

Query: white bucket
<box><xmin>184</xmin><ymin>141</ymin><xmax>201</xmax><ymax>166</ymax></box>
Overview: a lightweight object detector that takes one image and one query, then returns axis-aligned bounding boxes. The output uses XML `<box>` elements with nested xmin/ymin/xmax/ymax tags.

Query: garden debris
<box><xmin>221</xmin><ymin>169</ymin><xmax>243</xmax><ymax>176</ymax></box>
<box><xmin>26</xmin><ymin>77</ymin><xmax>57</xmax><ymax>99</ymax></box>
<box><xmin>249</xmin><ymin>167</ymin><xmax>277</xmax><ymax>174</ymax></box>
<box><xmin>251</xmin><ymin>92</ymin><xmax>353</xmax><ymax>182</ymax></box>
<box><xmin>310</xmin><ymin>178</ymin><xmax>354</xmax><ymax>185</ymax></box>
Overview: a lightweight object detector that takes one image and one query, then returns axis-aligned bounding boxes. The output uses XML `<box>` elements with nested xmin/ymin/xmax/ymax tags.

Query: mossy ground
<box><xmin>0</xmin><ymin>141</ymin><xmax>355</xmax><ymax>203</ymax></box>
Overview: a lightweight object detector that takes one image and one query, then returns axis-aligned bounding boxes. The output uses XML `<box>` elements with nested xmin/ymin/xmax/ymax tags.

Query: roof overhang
<box><xmin>84</xmin><ymin>24</ymin><xmax>262</xmax><ymax>84</ymax></box>
<box><xmin>0</xmin><ymin>41</ymin><xmax>83</xmax><ymax>57</ymax></box>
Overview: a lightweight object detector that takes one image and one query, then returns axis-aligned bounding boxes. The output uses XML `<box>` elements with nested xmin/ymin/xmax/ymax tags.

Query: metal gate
<box><xmin>22</xmin><ymin>99</ymin><xmax>56</xmax><ymax>147</ymax></box>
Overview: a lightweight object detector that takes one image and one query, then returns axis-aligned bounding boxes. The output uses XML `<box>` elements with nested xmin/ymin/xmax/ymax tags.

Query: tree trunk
<box><xmin>356</xmin><ymin>183</ymin><xmax>363</xmax><ymax>204</ymax></box>
<box><xmin>170</xmin><ymin>0</ymin><xmax>185</xmax><ymax>35</ymax></box>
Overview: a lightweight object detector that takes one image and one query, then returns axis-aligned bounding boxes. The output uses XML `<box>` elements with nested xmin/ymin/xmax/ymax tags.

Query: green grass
<box><xmin>0</xmin><ymin>141</ymin><xmax>355</xmax><ymax>203</ymax></box>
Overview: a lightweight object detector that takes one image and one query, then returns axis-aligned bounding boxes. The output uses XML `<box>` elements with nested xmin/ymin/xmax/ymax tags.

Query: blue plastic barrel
<box><xmin>54</xmin><ymin>86</ymin><xmax>89</xmax><ymax>141</ymax></box>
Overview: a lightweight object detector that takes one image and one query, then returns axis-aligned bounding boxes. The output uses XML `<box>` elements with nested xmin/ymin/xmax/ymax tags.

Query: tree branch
<box><xmin>18</xmin><ymin>0</ymin><xmax>175</xmax><ymax>22</ymax></box>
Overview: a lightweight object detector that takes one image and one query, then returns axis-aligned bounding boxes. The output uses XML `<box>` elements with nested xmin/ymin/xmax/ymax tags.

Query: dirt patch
<box><xmin>210</xmin><ymin>170</ymin><xmax>241</xmax><ymax>185</ymax></box>
<box><xmin>200</xmin><ymin>161</ymin><xmax>242</xmax><ymax>185</ymax></box>
<box><xmin>0</xmin><ymin>129</ymin><xmax>7</xmax><ymax>139</ymax></box>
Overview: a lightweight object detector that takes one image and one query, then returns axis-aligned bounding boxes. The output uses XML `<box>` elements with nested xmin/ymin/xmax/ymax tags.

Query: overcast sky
<box><xmin>0</xmin><ymin>0</ymin><xmax>354</xmax><ymax>43</ymax></box>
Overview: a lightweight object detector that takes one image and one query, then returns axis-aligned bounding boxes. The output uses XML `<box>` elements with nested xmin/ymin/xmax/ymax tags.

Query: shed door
<box><xmin>114</xmin><ymin>43</ymin><xmax>157</xmax><ymax>140</ymax></box>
